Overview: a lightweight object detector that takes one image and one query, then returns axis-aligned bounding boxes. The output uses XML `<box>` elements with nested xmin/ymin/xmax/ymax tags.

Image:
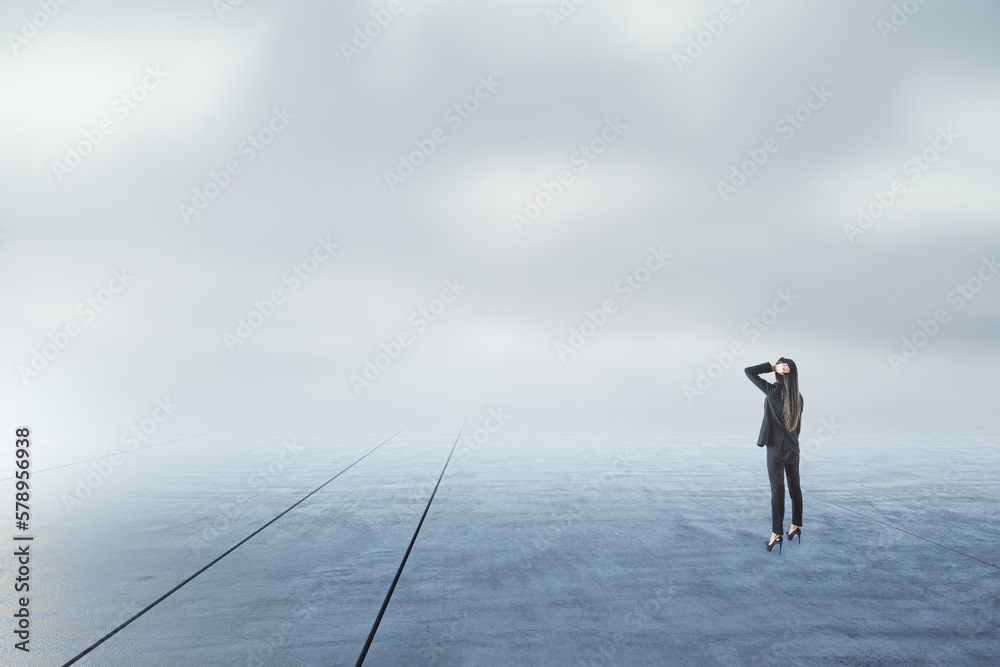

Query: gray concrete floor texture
<box><xmin>3</xmin><ymin>423</ymin><xmax>999</xmax><ymax>666</ymax></box>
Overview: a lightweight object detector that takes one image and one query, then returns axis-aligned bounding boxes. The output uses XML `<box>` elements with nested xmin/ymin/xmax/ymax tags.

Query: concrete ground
<box><xmin>3</xmin><ymin>423</ymin><xmax>998</xmax><ymax>666</ymax></box>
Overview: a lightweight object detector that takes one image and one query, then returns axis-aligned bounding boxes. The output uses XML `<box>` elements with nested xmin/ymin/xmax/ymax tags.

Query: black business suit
<box><xmin>745</xmin><ymin>362</ymin><xmax>803</xmax><ymax>535</ymax></box>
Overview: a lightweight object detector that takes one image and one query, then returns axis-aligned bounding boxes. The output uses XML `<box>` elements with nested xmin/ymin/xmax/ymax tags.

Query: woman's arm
<box><xmin>745</xmin><ymin>361</ymin><xmax>779</xmax><ymax>395</ymax></box>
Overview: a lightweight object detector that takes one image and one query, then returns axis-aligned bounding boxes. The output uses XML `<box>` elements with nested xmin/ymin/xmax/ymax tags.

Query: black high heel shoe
<box><xmin>765</xmin><ymin>534</ymin><xmax>782</xmax><ymax>554</ymax></box>
<box><xmin>786</xmin><ymin>526</ymin><xmax>801</xmax><ymax>544</ymax></box>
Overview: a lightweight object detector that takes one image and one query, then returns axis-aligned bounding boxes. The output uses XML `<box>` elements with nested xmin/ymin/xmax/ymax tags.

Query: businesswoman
<box><xmin>745</xmin><ymin>358</ymin><xmax>804</xmax><ymax>555</ymax></box>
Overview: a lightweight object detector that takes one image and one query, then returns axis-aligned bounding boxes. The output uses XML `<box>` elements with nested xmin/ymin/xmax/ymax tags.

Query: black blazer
<box><xmin>745</xmin><ymin>362</ymin><xmax>804</xmax><ymax>449</ymax></box>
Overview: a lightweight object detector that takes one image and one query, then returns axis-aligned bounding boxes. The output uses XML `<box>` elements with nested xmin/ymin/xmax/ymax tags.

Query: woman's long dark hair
<box><xmin>775</xmin><ymin>356</ymin><xmax>803</xmax><ymax>432</ymax></box>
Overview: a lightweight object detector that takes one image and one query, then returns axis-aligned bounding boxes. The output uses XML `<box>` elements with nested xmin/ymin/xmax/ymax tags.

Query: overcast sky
<box><xmin>2</xmin><ymin>0</ymin><xmax>998</xmax><ymax>442</ymax></box>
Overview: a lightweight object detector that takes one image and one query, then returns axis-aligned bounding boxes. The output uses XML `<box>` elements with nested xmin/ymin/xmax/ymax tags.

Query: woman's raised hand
<box><xmin>773</xmin><ymin>362</ymin><xmax>790</xmax><ymax>375</ymax></box>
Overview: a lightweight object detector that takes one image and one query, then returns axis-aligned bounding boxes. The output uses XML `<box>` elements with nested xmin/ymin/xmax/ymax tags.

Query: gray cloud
<box><xmin>1</xmin><ymin>0</ymin><xmax>998</xmax><ymax>439</ymax></box>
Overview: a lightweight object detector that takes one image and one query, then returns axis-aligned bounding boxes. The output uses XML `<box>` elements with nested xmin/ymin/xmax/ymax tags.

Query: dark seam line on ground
<box><xmin>797</xmin><ymin>449</ymin><xmax>1000</xmax><ymax>504</ymax></box>
<box><xmin>356</xmin><ymin>423</ymin><xmax>464</xmax><ymax>667</ymax></box>
<box><xmin>61</xmin><ymin>424</ymin><xmax>410</xmax><ymax>667</ymax></box>
<box><xmin>703</xmin><ymin>451</ymin><xmax>1000</xmax><ymax>571</ymax></box>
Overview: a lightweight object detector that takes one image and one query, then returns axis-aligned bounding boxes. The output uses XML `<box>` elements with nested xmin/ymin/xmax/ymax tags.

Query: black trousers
<box><xmin>766</xmin><ymin>446</ymin><xmax>802</xmax><ymax>535</ymax></box>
